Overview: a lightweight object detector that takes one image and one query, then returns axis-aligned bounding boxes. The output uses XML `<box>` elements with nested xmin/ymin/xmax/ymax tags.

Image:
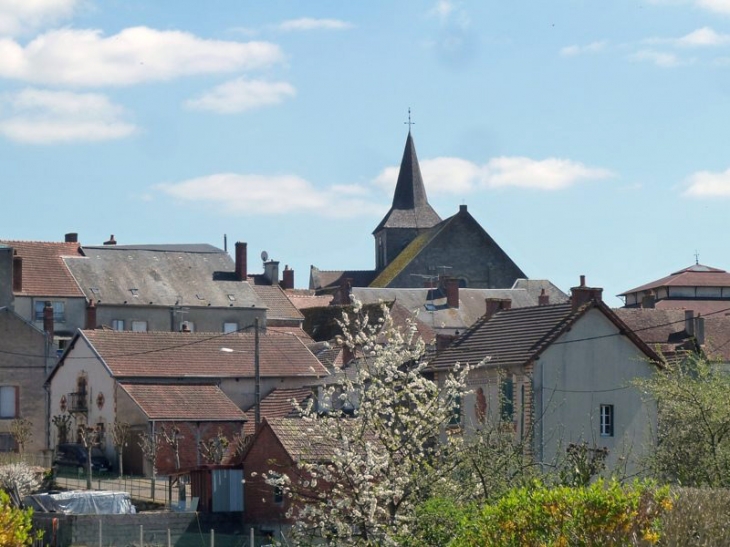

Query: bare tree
<box><xmin>159</xmin><ymin>424</ymin><xmax>184</xmax><ymax>471</ymax></box>
<box><xmin>10</xmin><ymin>418</ymin><xmax>32</xmax><ymax>456</ymax></box>
<box><xmin>199</xmin><ymin>428</ymin><xmax>229</xmax><ymax>464</ymax></box>
<box><xmin>51</xmin><ymin>414</ymin><xmax>72</xmax><ymax>445</ymax></box>
<box><xmin>78</xmin><ymin>425</ymin><xmax>100</xmax><ymax>490</ymax></box>
<box><xmin>138</xmin><ymin>429</ymin><xmax>161</xmax><ymax>499</ymax></box>
<box><xmin>109</xmin><ymin>421</ymin><xmax>130</xmax><ymax>478</ymax></box>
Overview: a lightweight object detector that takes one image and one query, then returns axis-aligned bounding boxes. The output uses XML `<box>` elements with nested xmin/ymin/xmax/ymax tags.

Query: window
<box><xmin>500</xmin><ymin>377</ymin><xmax>514</xmax><ymax>422</ymax></box>
<box><xmin>131</xmin><ymin>321</ymin><xmax>147</xmax><ymax>332</ymax></box>
<box><xmin>223</xmin><ymin>322</ymin><xmax>238</xmax><ymax>334</ymax></box>
<box><xmin>600</xmin><ymin>404</ymin><xmax>614</xmax><ymax>437</ymax></box>
<box><xmin>34</xmin><ymin>301</ymin><xmax>65</xmax><ymax>323</ymax></box>
<box><xmin>112</xmin><ymin>320</ymin><xmax>125</xmax><ymax>331</ymax></box>
<box><xmin>0</xmin><ymin>387</ymin><xmax>17</xmax><ymax>419</ymax></box>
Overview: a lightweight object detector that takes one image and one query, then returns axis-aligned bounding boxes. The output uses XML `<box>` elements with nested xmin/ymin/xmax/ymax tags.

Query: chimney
<box><xmin>12</xmin><ymin>252</ymin><xmax>22</xmax><ymax>293</ymax></box>
<box><xmin>235</xmin><ymin>242</ymin><xmax>247</xmax><ymax>281</ymax></box>
<box><xmin>263</xmin><ymin>260</ymin><xmax>280</xmax><ymax>286</ymax></box>
<box><xmin>85</xmin><ymin>299</ymin><xmax>97</xmax><ymax>329</ymax></box>
<box><xmin>0</xmin><ymin>247</ymin><xmax>13</xmax><ymax>308</ymax></box>
<box><xmin>341</xmin><ymin>343</ymin><xmax>354</xmax><ymax>365</ymax></box>
<box><xmin>444</xmin><ymin>277</ymin><xmax>459</xmax><ymax>309</ymax></box>
<box><xmin>685</xmin><ymin>310</ymin><xmax>695</xmax><ymax>336</ymax></box>
<box><xmin>485</xmin><ymin>298</ymin><xmax>511</xmax><ymax>320</ymax></box>
<box><xmin>459</xmin><ymin>204</ymin><xmax>468</xmax><ymax>214</ymax></box>
<box><xmin>641</xmin><ymin>290</ymin><xmax>656</xmax><ymax>309</ymax></box>
<box><xmin>65</xmin><ymin>233</ymin><xmax>78</xmax><ymax>243</ymax></box>
<box><xmin>181</xmin><ymin>323</ymin><xmax>191</xmax><ymax>333</ymax></box>
<box><xmin>436</xmin><ymin>333</ymin><xmax>457</xmax><ymax>351</ymax></box>
<box><xmin>43</xmin><ymin>301</ymin><xmax>53</xmax><ymax>337</ymax></box>
<box><xmin>339</xmin><ymin>278</ymin><xmax>353</xmax><ymax>306</ymax></box>
<box><xmin>538</xmin><ymin>288</ymin><xmax>550</xmax><ymax>306</ymax></box>
<box><xmin>696</xmin><ymin>316</ymin><xmax>705</xmax><ymax>345</ymax></box>
<box><xmin>281</xmin><ymin>265</ymin><xmax>294</xmax><ymax>290</ymax></box>
<box><xmin>104</xmin><ymin>235</ymin><xmax>117</xmax><ymax>246</ymax></box>
<box><xmin>570</xmin><ymin>275</ymin><xmax>603</xmax><ymax>312</ymax></box>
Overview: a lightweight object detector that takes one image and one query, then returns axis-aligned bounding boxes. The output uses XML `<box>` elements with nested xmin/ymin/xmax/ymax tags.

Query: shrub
<box><xmin>451</xmin><ymin>479</ymin><xmax>672</xmax><ymax>547</ymax></box>
<box><xmin>661</xmin><ymin>488</ymin><xmax>730</xmax><ymax>546</ymax></box>
<box><xmin>0</xmin><ymin>489</ymin><xmax>35</xmax><ymax>546</ymax></box>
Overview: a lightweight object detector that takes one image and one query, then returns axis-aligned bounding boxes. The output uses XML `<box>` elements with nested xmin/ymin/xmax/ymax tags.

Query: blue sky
<box><xmin>2</xmin><ymin>0</ymin><xmax>730</xmax><ymax>305</ymax></box>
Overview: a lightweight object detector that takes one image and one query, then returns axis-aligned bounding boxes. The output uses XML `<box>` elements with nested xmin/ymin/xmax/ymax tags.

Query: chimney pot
<box><xmin>86</xmin><ymin>299</ymin><xmax>97</xmax><ymax>329</ymax></box>
<box><xmin>65</xmin><ymin>233</ymin><xmax>78</xmax><ymax>243</ymax></box>
<box><xmin>104</xmin><ymin>235</ymin><xmax>117</xmax><ymax>246</ymax></box>
<box><xmin>570</xmin><ymin>277</ymin><xmax>603</xmax><ymax>312</ymax></box>
<box><xmin>580</xmin><ymin>275</ymin><xmax>586</xmax><ymax>287</ymax></box>
<box><xmin>538</xmin><ymin>288</ymin><xmax>550</xmax><ymax>306</ymax></box>
<box><xmin>282</xmin><ymin>265</ymin><xmax>294</xmax><ymax>290</ymax></box>
<box><xmin>235</xmin><ymin>242</ymin><xmax>247</xmax><ymax>282</ymax></box>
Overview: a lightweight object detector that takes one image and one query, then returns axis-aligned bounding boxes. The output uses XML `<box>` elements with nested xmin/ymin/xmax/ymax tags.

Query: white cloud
<box><xmin>696</xmin><ymin>0</ymin><xmax>730</xmax><ymax>14</ymax></box>
<box><xmin>0</xmin><ymin>88</ymin><xmax>136</xmax><ymax>143</ymax></box>
<box><xmin>560</xmin><ymin>41</ymin><xmax>608</xmax><ymax>57</ymax></box>
<box><xmin>277</xmin><ymin>18</ymin><xmax>353</xmax><ymax>32</ymax></box>
<box><xmin>677</xmin><ymin>27</ymin><xmax>730</xmax><ymax>46</ymax></box>
<box><xmin>429</xmin><ymin>0</ymin><xmax>456</xmax><ymax>21</ymax></box>
<box><xmin>184</xmin><ymin>78</ymin><xmax>295</xmax><ymax>113</ymax></box>
<box><xmin>155</xmin><ymin>174</ymin><xmax>382</xmax><ymax>218</ymax></box>
<box><xmin>682</xmin><ymin>168</ymin><xmax>730</xmax><ymax>197</ymax></box>
<box><xmin>0</xmin><ymin>26</ymin><xmax>283</xmax><ymax>87</ymax></box>
<box><xmin>629</xmin><ymin>49</ymin><xmax>684</xmax><ymax>67</ymax></box>
<box><xmin>0</xmin><ymin>0</ymin><xmax>78</xmax><ymax>36</ymax></box>
<box><xmin>374</xmin><ymin>156</ymin><xmax>613</xmax><ymax>194</ymax></box>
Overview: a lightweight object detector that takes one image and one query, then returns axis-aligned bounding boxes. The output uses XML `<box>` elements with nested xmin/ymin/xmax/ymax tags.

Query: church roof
<box><xmin>619</xmin><ymin>264</ymin><xmax>730</xmax><ymax>296</ymax></box>
<box><xmin>373</xmin><ymin>132</ymin><xmax>442</xmax><ymax>233</ymax></box>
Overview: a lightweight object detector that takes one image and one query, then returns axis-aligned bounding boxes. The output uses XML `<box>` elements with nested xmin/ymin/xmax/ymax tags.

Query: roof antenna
<box><xmin>404</xmin><ymin>107</ymin><xmax>415</xmax><ymax>133</ymax></box>
<box><xmin>695</xmin><ymin>250</ymin><xmax>700</xmax><ymax>265</ymax></box>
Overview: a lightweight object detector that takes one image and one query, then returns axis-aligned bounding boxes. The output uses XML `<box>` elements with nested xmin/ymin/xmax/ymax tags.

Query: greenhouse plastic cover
<box><xmin>26</xmin><ymin>491</ymin><xmax>135</xmax><ymax>514</ymax></box>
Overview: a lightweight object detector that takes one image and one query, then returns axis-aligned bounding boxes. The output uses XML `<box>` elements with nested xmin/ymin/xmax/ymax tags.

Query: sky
<box><xmin>3</xmin><ymin>0</ymin><xmax>730</xmax><ymax>306</ymax></box>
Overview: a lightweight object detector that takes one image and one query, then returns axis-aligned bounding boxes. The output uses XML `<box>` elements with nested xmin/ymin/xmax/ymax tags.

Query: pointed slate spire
<box><xmin>373</xmin><ymin>131</ymin><xmax>442</xmax><ymax>233</ymax></box>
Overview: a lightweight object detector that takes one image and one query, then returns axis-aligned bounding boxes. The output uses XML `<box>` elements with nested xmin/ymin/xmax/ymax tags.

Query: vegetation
<box><xmin>0</xmin><ymin>489</ymin><xmax>35</xmax><ymax>547</ymax></box>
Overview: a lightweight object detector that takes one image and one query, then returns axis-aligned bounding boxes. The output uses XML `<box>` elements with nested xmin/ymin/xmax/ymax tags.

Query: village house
<box><xmin>45</xmin><ymin>329</ymin><xmax>329</xmax><ymax>475</ymax></box>
<box><xmin>427</xmin><ymin>276</ymin><xmax>663</xmax><ymax>475</ymax></box>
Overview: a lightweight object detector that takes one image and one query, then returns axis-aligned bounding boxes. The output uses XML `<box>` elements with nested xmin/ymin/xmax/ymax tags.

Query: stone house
<box><xmin>45</xmin><ymin>329</ymin><xmax>329</xmax><ymax>475</ymax></box>
<box><xmin>0</xmin><ymin>307</ymin><xmax>55</xmax><ymax>455</ymax></box>
<box><xmin>427</xmin><ymin>277</ymin><xmax>662</xmax><ymax>475</ymax></box>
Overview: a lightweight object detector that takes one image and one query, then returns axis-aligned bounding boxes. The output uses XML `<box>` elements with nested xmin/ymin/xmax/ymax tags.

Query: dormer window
<box><xmin>129</xmin><ymin>289</ymin><xmax>139</xmax><ymax>298</ymax></box>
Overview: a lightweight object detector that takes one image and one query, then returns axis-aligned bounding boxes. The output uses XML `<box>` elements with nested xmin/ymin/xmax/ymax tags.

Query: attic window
<box><xmin>425</xmin><ymin>303</ymin><xmax>437</xmax><ymax>311</ymax></box>
<box><xmin>227</xmin><ymin>295</ymin><xmax>236</xmax><ymax>302</ymax></box>
<box><xmin>129</xmin><ymin>289</ymin><xmax>139</xmax><ymax>297</ymax></box>
<box><xmin>90</xmin><ymin>287</ymin><xmax>100</xmax><ymax>296</ymax></box>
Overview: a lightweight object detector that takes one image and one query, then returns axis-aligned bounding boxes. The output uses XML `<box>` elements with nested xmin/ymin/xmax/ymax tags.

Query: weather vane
<box><xmin>404</xmin><ymin>108</ymin><xmax>415</xmax><ymax>131</ymax></box>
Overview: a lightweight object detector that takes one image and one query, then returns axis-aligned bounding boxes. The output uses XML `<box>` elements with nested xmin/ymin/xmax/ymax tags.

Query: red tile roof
<box><xmin>243</xmin><ymin>387</ymin><xmax>312</xmax><ymax>436</ymax></box>
<box><xmin>74</xmin><ymin>330</ymin><xmax>330</xmax><ymax>379</ymax></box>
<box><xmin>620</xmin><ymin>264</ymin><xmax>730</xmax><ymax>295</ymax></box>
<box><xmin>1</xmin><ymin>241</ymin><xmax>84</xmax><ymax>297</ymax></box>
<box><xmin>286</xmin><ymin>293</ymin><xmax>335</xmax><ymax>310</ymax></box>
<box><xmin>248</xmin><ymin>282</ymin><xmax>304</xmax><ymax>321</ymax></box>
<box><xmin>119</xmin><ymin>383</ymin><xmax>247</xmax><ymax>421</ymax></box>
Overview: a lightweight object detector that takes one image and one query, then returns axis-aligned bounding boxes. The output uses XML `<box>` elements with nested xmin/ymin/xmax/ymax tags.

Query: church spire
<box><xmin>373</xmin><ymin>130</ymin><xmax>442</xmax><ymax>234</ymax></box>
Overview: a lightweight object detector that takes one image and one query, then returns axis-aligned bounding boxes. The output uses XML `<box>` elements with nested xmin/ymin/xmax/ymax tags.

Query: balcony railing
<box><xmin>68</xmin><ymin>392</ymin><xmax>88</xmax><ymax>413</ymax></box>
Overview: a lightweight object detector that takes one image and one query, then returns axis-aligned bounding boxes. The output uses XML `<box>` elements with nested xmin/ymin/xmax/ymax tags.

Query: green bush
<box><xmin>0</xmin><ymin>489</ymin><xmax>35</xmax><ymax>546</ymax></box>
<box><xmin>660</xmin><ymin>488</ymin><xmax>730</xmax><ymax>546</ymax></box>
<box><xmin>450</xmin><ymin>479</ymin><xmax>671</xmax><ymax>547</ymax></box>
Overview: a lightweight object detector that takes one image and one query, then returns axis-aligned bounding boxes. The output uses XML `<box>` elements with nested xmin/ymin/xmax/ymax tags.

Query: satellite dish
<box><xmin>261</xmin><ymin>250</ymin><xmax>269</xmax><ymax>262</ymax></box>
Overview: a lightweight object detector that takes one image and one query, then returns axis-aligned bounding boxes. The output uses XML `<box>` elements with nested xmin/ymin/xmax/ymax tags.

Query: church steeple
<box><xmin>373</xmin><ymin>131</ymin><xmax>442</xmax><ymax>234</ymax></box>
<box><xmin>373</xmin><ymin>129</ymin><xmax>442</xmax><ymax>271</ymax></box>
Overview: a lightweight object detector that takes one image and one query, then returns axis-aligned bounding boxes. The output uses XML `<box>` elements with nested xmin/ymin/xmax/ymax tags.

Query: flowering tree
<box><xmin>267</xmin><ymin>301</ymin><xmax>469</xmax><ymax>546</ymax></box>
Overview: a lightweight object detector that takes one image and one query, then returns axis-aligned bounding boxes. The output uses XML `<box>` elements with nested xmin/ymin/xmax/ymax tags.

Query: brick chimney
<box><xmin>444</xmin><ymin>277</ymin><xmax>459</xmax><ymax>309</ymax></box>
<box><xmin>65</xmin><ymin>233</ymin><xmax>78</xmax><ymax>243</ymax></box>
<box><xmin>485</xmin><ymin>298</ymin><xmax>511</xmax><ymax>321</ymax></box>
<box><xmin>86</xmin><ymin>299</ymin><xmax>97</xmax><ymax>329</ymax></box>
<box><xmin>12</xmin><ymin>252</ymin><xmax>22</xmax><ymax>293</ymax></box>
<box><xmin>684</xmin><ymin>310</ymin><xmax>695</xmax><ymax>336</ymax></box>
<box><xmin>436</xmin><ymin>333</ymin><xmax>457</xmax><ymax>351</ymax></box>
<box><xmin>235</xmin><ymin>242</ymin><xmax>247</xmax><ymax>281</ymax></box>
<box><xmin>338</xmin><ymin>278</ymin><xmax>353</xmax><ymax>306</ymax></box>
<box><xmin>281</xmin><ymin>265</ymin><xmax>294</xmax><ymax>290</ymax></box>
<box><xmin>341</xmin><ymin>343</ymin><xmax>355</xmax><ymax>365</ymax></box>
<box><xmin>104</xmin><ymin>235</ymin><xmax>117</xmax><ymax>246</ymax></box>
<box><xmin>181</xmin><ymin>323</ymin><xmax>191</xmax><ymax>333</ymax></box>
<box><xmin>538</xmin><ymin>288</ymin><xmax>550</xmax><ymax>306</ymax></box>
<box><xmin>0</xmin><ymin>247</ymin><xmax>13</xmax><ymax>308</ymax></box>
<box><xmin>43</xmin><ymin>301</ymin><xmax>53</xmax><ymax>337</ymax></box>
<box><xmin>570</xmin><ymin>275</ymin><xmax>603</xmax><ymax>312</ymax></box>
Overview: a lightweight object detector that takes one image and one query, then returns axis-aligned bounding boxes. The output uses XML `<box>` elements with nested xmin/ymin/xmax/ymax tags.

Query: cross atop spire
<box><xmin>404</xmin><ymin>108</ymin><xmax>415</xmax><ymax>132</ymax></box>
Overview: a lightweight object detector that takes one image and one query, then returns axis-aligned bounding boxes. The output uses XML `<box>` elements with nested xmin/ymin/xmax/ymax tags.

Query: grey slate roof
<box><xmin>373</xmin><ymin>132</ymin><xmax>442</xmax><ymax>233</ymax></box>
<box><xmin>309</xmin><ymin>267</ymin><xmax>377</xmax><ymax>292</ymax></box>
<box><xmin>64</xmin><ymin>244</ymin><xmax>265</xmax><ymax>308</ymax></box>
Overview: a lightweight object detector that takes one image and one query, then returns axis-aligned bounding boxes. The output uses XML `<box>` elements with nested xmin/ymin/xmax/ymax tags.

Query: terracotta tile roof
<box><xmin>248</xmin><ymin>282</ymin><xmax>304</xmax><ymax>322</ymax></box>
<box><xmin>265</xmin><ymin>417</ymin><xmax>362</xmax><ymax>462</ymax></box>
<box><xmin>119</xmin><ymin>383</ymin><xmax>247</xmax><ymax>421</ymax></box>
<box><xmin>428</xmin><ymin>301</ymin><xmax>660</xmax><ymax>371</ymax></box>
<box><xmin>243</xmin><ymin>387</ymin><xmax>312</xmax><ymax>436</ymax></box>
<box><xmin>286</xmin><ymin>293</ymin><xmax>334</xmax><ymax>310</ymax></box>
<box><xmin>71</xmin><ymin>329</ymin><xmax>330</xmax><ymax>379</ymax></box>
<box><xmin>265</xmin><ymin>326</ymin><xmax>314</xmax><ymax>344</ymax></box>
<box><xmin>619</xmin><ymin>264</ymin><xmax>730</xmax><ymax>295</ymax></box>
<box><xmin>1</xmin><ymin>241</ymin><xmax>84</xmax><ymax>297</ymax></box>
<box><xmin>307</xmin><ymin>342</ymin><xmax>343</xmax><ymax>369</ymax></box>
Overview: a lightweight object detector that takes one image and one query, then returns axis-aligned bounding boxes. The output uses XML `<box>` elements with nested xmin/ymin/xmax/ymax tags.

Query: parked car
<box><xmin>54</xmin><ymin>443</ymin><xmax>111</xmax><ymax>472</ymax></box>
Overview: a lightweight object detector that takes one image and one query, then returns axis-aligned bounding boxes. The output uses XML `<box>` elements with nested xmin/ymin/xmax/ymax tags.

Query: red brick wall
<box><xmin>154</xmin><ymin>421</ymin><xmax>244</xmax><ymax>475</ymax></box>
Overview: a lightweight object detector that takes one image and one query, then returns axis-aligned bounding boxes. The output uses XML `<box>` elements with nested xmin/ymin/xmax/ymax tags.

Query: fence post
<box><xmin>98</xmin><ymin>519</ymin><xmax>102</xmax><ymax>547</ymax></box>
<box><xmin>140</xmin><ymin>524</ymin><xmax>143</xmax><ymax>547</ymax></box>
<box><xmin>167</xmin><ymin>528</ymin><xmax>171</xmax><ymax>547</ymax></box>
<box><xmin>211</xmin><ymin>529</ymin><xmax>215</xmax><ymax>547</ymax></box>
